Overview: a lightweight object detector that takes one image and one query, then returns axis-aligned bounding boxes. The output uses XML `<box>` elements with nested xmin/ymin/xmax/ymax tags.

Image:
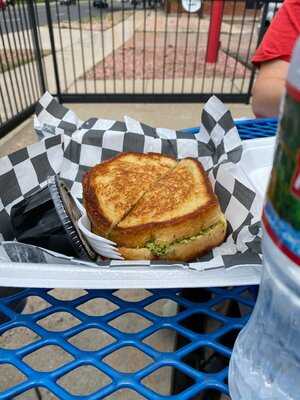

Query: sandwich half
<box><xmin>110</xmin><ymin>158</ymin><xmax>227</xmax><ymax>261</ymax></box>
<box><xmin>83</xmin><ymin>152</ymin><xmax>177</xmax><ymax>237</ymax></box>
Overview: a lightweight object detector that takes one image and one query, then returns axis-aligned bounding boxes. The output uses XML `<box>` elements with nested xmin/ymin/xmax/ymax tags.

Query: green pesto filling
<box><xmin>146</xmin><ymin>242</ymin><xmax>169</xmax><ymax>256</ymax></box>
<box><xmin>145</xmin><ymin>220</ymin><xmax>224</xmax><ymax>256</ymax></box>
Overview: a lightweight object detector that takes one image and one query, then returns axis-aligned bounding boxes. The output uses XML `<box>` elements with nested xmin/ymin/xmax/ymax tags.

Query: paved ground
<box><xmin>0</xmin><ymin>0</ymin><xmax>140</xmax><ymax>33</ymax></box>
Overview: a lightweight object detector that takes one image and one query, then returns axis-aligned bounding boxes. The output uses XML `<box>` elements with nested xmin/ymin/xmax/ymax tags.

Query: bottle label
<box><xmin>263</xmin><ymin>90</ymin><xmax>300</xmax><ymax>265</ymax></box>
<box><xmin>291</xmin><ymin>153</ymin><xmax>300</xmax><ymax>199</ymax></box>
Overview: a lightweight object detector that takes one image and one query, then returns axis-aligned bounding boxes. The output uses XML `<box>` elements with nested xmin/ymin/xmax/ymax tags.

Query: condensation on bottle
<box><xmin>229</xmin><ymin>38</ymin><xmax>300</xmax><ymax>400</ymax></box>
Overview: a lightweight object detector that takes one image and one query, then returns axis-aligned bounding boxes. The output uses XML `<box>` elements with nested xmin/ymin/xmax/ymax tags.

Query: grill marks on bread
<box><xmin>119</xmin><ymin>159</ymin><xmax>213</xmax><ymax>227</ymax></box>
<box><xmin>83</xmin><ymin>153</ymin><xmax>177</xmax><ymax>236</ymax></box>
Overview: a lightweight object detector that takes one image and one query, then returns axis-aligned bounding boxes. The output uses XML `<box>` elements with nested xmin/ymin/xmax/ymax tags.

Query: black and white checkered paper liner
<box><xmin>0</xmin><ymin>92</ymin><xmax>263</xmax><ymax>272</ymax></box>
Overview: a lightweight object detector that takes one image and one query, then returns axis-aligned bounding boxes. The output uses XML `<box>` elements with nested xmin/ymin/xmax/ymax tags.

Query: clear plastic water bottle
<box><xmin>229</xmin><ymin>38</ymin><xmax>300</xmax><ymax>400</ymax></box>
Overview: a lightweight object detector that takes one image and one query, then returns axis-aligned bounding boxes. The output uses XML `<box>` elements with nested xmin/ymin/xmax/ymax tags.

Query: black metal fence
<box><xmin>0</xmin><ymin>0</ymin><xmax>282</xmax><ymax>138</ymax></box>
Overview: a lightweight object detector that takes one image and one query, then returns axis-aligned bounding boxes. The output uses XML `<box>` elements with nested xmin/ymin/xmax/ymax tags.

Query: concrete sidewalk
<box><xmin>69</xmin><ymin>77</ymin><xmax>248</xmax><ymax>95</ymax></box>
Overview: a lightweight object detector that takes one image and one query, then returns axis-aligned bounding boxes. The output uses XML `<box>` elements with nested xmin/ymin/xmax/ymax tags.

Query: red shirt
<box><xmin>252</xmin><ymin>0</ymin><xmax>300</xmax><ymax>65</ymax></box>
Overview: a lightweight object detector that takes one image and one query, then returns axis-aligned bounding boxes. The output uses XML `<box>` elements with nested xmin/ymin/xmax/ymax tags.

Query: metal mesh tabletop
<box><xmin>0</xmin><ymin>118</ymin><xmax>278</xmax><ymax>399</ymax></box>
<box><xmin>0</xmin><ymin>287</ymin><xmax>257</xmax><ymax>399</ymax></box>
<box><xmin>182</xmin><ymin>117</ymin><xmax>278</xmax><ymax>140</ymax></box>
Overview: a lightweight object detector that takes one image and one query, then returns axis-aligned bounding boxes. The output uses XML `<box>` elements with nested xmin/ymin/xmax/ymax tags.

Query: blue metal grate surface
<box><xmin>182</xmin><ymin>117</ymin><xmax>278</xmax><ymax>140</ymax></box>
<box><xmin>235</xmin><ymin>118</ymin><xmax>278</xmax><ymax>140</ymax></box>
<box><xmin>0</xmin><ymin>287</ymin><xmax>256</xmax><ymax>399</ymax></box>
<box><xmin>0</xmin><ymin>118</ymin><xmax>277</xmax><ymax>399</ymax></box>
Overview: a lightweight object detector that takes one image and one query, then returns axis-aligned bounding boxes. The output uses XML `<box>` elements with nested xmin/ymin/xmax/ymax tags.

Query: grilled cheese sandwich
<box><xmin>83</xmin><ymin>153</ymin><xmax>226</xmax><ymax>261</ymax></box>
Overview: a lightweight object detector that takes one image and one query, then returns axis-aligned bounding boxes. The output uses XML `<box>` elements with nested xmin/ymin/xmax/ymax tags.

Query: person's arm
<box><xmin>251</xmin><ymin>0</ymin><xmax>300</xmax><ymax>117</ymax></box>
<box><xmin>252</xmin><ymin>59</ymin><xmax>289</xmax><ymax>118</ymax></box>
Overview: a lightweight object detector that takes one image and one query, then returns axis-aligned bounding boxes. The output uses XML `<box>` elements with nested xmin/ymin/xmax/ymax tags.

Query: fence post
<box><xmin>27</xmin><ymin>0</ymin><xmax>46</xmax><ymax>94</ymax></box>
<box><xmin>205</xmin><ymin>0</ymin><xmax>225</xmax><ymax>63</ymax></box>
<box><xmin>45</xmin><ymin>0</ymin><xmax>62</xmax><ymax>102</ymax></box>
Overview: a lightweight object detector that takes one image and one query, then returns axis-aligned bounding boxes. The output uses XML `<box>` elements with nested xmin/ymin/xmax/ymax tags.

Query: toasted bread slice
<box><xmin>110</xmin><ymin>158</ymin><xmax>225</xmax><ymax>249</ymax></box>
<box><xmin>118</xmin><ymin>215</ymin><xmax>227</xmax><ymax>261</ymax></box>
<box><xmin>83</xmin><ymin>152</ymin><xmax>177</xmax><ymax>236</ymax></box>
